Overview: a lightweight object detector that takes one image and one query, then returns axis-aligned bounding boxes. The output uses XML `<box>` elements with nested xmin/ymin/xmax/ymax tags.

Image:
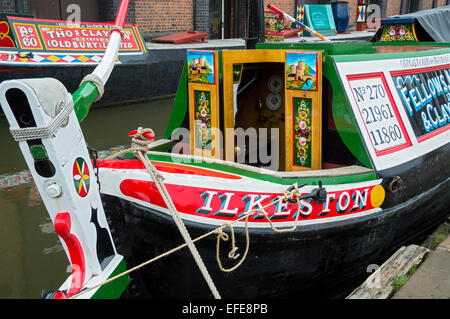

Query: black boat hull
<box><xmin>102</xmin><ymin>174</ymin><xmax>450</xmax><ymax>299</ymax></box>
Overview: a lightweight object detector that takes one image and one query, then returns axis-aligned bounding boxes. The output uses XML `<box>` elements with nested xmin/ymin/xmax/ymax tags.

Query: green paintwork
<box><xmin>72</xmin><ymin>81</ymin><xmax>99</xmax><ymax>122</ymax></box>
<box><xmin>256</xmin><ymin>41</ymin><xmax>450</xmax><ymax>59</ymax></box>
<box><xmin>164</xmin><ymin>62</ymin><xmax>189</xmax><ymax>139</ymax></box>
<box><xmin>119</xmin><ymin>150</ymin><xmax>375</xmax><ymax>184</ymax></box>
<box><xmin>145</xmin><ymin>152</ymin><xmax>376</xmax><ymax>186</ymax></box>
<box><xmin>30</xmin><ymin>145</ymin><xmax>48</xmax><ymax>160</ymax></box>
<box><xmin>323</xmin><ymin>54</ymin><xmax>373</xmax><ymax>168</ymax></box>
<box><xmin>91</xmin><ymin>257</ymin><xmax>130</xmax><ymax>299</ymax></box>
<box><xmin>233</xmin><ymin>64</ymin><xmax>243</xmax><ymax>83</ymax></box>
<box><xmin>332</xmin><ymin>46</ymin><xmax>450</xmax><ymax>63</ymax></box>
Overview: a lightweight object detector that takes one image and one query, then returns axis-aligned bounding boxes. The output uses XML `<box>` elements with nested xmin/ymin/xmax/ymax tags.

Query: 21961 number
<box><xmin>349</xmin><ymin>76</ymin><xmax>409</xmax><ymax>154</ymax></box>
<box><xmin>362</xmin><ymin>104</ymin><xmax>395</xmax><ymax>124</ymax></box>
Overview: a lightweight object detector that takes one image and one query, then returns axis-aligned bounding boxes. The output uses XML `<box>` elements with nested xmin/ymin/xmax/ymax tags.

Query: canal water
<box><xmin>0</xmin><ymin>98</ymin><xmax>173</xmax><ymax>298</ymax></box>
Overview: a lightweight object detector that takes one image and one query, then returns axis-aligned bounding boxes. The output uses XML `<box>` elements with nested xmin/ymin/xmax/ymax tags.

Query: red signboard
<box><xmin>7</xmin><ymin>16</ymin><xmax>146</xmax><ymax>54</ymax></box>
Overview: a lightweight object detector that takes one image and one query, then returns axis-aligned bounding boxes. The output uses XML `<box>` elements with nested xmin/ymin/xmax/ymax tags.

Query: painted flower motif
<box><xmin>300</xmin><ymin>103</ymin><xmax>307</xmax><ymax>110</ymax></box>
<box><xmin>200</xmin><ymin>123</ymin><xmax>207</xmax><ymax>131</ymax></box>
<box><xmin>200</xmin><ymin>109</ymin><xmax>207</xmax><ymax>117</ymax></box>
<box><xmin>300</xmin><ymin>156</ymin><xmax>306</xmax><ymax>163</ymax></box>
<box><xmin>201</xmin><ymin>93</ymin><xmax>206</xmax><ymax>101</ymax></box>
<box><xmin>299</xmin><ymin>120</ymin><xmax>307</xmax><ymax>130</ymax></box>
<box><xmin>299</xmin><ymin>137</ymin><xmax>306</xmax><ymax>146</ymax></box>
<box><xmin>399</xmin><ymin>28</ymin><xmax>405</xmax><ymax>36</ymax></box>
<box><xmin>300</xmin><ymin>111</ymin><xmax>308</xmax><ymax>119</ymax></box>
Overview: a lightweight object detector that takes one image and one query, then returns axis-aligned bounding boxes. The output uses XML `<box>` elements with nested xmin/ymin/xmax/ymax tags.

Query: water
<box><xmin>0</xmin><ymin>98</ymin><xmax>173</xmax><ymax>298</ymax></box>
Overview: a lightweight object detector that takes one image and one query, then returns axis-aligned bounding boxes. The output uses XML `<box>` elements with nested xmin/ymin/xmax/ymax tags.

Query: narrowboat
<box><xmin>0</xmin><ymin>1</ymin><xmax>449</xmax><ymax>299</ymax></box>
<box><xmin>0</xmin><ymin>12</ymin><xmax>150</xmax><ymax>108</ymax></box>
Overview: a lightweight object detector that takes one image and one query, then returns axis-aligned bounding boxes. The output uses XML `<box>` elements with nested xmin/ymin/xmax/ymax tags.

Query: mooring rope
<box><xmin>106</xmin><ymin>127</ymin><xmax>221</xmax><ymax>299</ymax></box>
<box><xmin>69</xmin><ymin>128</ymin><xmax>306</xmax><ymax>299</ymax></box>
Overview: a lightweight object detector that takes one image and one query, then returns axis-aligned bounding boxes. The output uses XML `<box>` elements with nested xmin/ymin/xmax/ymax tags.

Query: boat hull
<box><xmin>0</xmin><ymin>59</ymin><xmax>152</xmax><ymax>107</ymax></box>
<box><xmin>102</xmin><ymin>174</ymin><xmax>450</xmax><ymax>299</ymax></box>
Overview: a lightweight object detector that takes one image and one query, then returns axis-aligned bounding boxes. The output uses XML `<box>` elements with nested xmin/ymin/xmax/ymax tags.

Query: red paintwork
<box><xmin>267</xmin><ymin>5</ymin><xmax>284</xmax><ymax>16</ymax></box>
<box><xmin>119</xmin><ymin>179</ymin><xmax>379</xmax><ymax>224</ymax></box>
<box><xmin>128</xmin><ymin>129</ymin><xmax>154</xmax><ymax>140</ymax></box>
<box><xmin>53</xmin><ymin>212</ymin><xmax>86</xmax><ymax>299</ymax></box>
<box><xmin>151</xmin><ymin>31</ymin><xmax>208</xmax><ymax>44</ymax></box>
<box><xmin>0</xmin><ymin>21</ymin><xmax>15</xmax><ymax>48</ymax></box>
<box><xmin>114</xmin><ymin>0</ymin><xmax>130</xmax><ymax>30</ymax></box>
<box><xmin>283</xmin><ymin>28</ymin><xmax>301</xmax><ymax>38</ymax></box>
<box><xmin>96</xmin><ymin>159</ymin><xmax>242</xmax><ymax>180</ymax></box>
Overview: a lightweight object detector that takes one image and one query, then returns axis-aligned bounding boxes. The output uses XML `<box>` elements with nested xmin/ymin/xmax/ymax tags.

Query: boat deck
<box><xmin>145</xmin><ymin>30</ymin><xmax>377</xmax><ymax>51</ymax></box>
<box><xmin>139</xmin><ymin>30</ymin><xmax>376</xmax><ymax>105</ymax></box>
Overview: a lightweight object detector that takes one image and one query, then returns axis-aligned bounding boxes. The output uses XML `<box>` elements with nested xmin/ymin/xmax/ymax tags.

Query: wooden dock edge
<box><xmin>346</xmin><ymin>244</ymin><xmax>430</xmax><ymax>299</ymax></box>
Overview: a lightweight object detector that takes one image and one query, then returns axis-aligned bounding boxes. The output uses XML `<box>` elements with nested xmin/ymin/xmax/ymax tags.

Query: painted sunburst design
<box><xmin>73</xmin><ymin>157</ymin><xmax>90</xmax><ymax>197</ymax></box>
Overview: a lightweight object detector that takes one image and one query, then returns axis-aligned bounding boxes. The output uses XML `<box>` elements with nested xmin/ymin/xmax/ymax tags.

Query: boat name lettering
<box><xmin>9</xmin><ymin>17</ymin><xmax>144</xmax><ymax>53</ymax></box>
<box><xmin>392</xmin><ymin>66</ymin><xmax>450</xmax><ymax>141</ymax></box>
<box><xmin>195</xmin><ymin>187</ymin><xmax>374</xmax><ymax>221</ymax></box>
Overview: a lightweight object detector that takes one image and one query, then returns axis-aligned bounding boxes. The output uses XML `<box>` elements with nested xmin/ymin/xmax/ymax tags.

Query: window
<box><xmin>401</xmin><ymin>0</ymin><xmax>422</xmax><ymax>14</ymax></box>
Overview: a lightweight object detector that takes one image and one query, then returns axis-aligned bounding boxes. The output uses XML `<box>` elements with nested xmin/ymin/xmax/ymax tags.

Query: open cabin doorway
<box><xmin>222</xmin><ymin>49</ymin><xmax>323</xmax><ymax>172</ymax></box>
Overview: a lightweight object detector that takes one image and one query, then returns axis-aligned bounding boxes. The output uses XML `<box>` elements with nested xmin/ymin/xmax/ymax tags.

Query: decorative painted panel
<box><xmin>285</xmin><ymin>51</ymin><xmax>322</xmax><ymax>171</ymax></box>
<box><xmin>194</xmin><ymin>90</ymin><xmax>212</xmax><ymax>151</ymax></box>
<box><xmin>188</xmin><ymin>50</ymin><xmax>220</xmax><ymax>159</ymax></box>
<box><xmin>293</xmin><ymin>97</ymin><xmax>313</xmax><ymax>168</ymax></box>
<box><xmin>264</xmin><ymin>10</ymin><xmax>284</xmax><ymax>42</ymax></box>
<box><xmin>286</xmin><ymin>51</ymin><xmax>318</xmax><ymax>91</ymax></box>
<box><xmin>187</xmin><ymin>50</ymin><xmax>216</xmax><ymax>84</ymax></box>
<box><xmin>379</xmin><ymin>23</ymin><xmax>418</xmax><ymax>42</ymax></box>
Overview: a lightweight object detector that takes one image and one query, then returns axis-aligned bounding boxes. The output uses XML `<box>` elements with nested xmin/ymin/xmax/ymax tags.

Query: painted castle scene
<box><xmin>286</xmin><ymin>52</ymin><xmax>318</xmax><ymax>90</ymax></box>
<box><xmin>187</xmin><ymin>50</ymin><xmax>215</xmax><ymax>84</ymax></box>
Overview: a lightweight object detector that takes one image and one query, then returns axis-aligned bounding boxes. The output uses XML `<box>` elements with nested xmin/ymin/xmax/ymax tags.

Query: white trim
<box><xmin>147</xmin><ymin>151</ymin><xmax>374</xmax><ymax>179</ymax></box>
<box><xmin>335</xmin><ymin>53</ymin><xmax>450</xmax><ymax>171</ymax></box>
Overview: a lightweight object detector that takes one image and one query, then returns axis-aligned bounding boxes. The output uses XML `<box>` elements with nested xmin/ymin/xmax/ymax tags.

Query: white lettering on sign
<box><xmin>348</xmin><ymin>76</ymin><xmax>409</xmax><ymax>155</ymax></box>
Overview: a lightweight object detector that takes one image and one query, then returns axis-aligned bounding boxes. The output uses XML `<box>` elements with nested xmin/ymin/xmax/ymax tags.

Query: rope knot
<box><xmin>129</xmin><ymin>127</ymin><xmax>155</xmax><ymax>154</ymax></box>
<box><xmin>282</xmin><ymin>182</ymin><xmax>300</xmax><ymax>203</ymax></box>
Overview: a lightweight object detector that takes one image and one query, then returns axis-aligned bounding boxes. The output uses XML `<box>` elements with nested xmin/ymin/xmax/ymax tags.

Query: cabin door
<box><xmin>222</xmin><ymin>49</ymin><xmax>322</xmax><ymax>171</ymax></box>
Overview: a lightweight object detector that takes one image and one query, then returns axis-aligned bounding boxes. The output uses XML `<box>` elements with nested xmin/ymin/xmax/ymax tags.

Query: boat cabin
<box><xmin>164</xmin><ymin>39</ymin><xmax>450</xmax><ymax>175</ymax></box>
<box><xmin>185</xmin><ymin>48</ymin><xmax>323</xmax><ymax>172</ymax></box>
